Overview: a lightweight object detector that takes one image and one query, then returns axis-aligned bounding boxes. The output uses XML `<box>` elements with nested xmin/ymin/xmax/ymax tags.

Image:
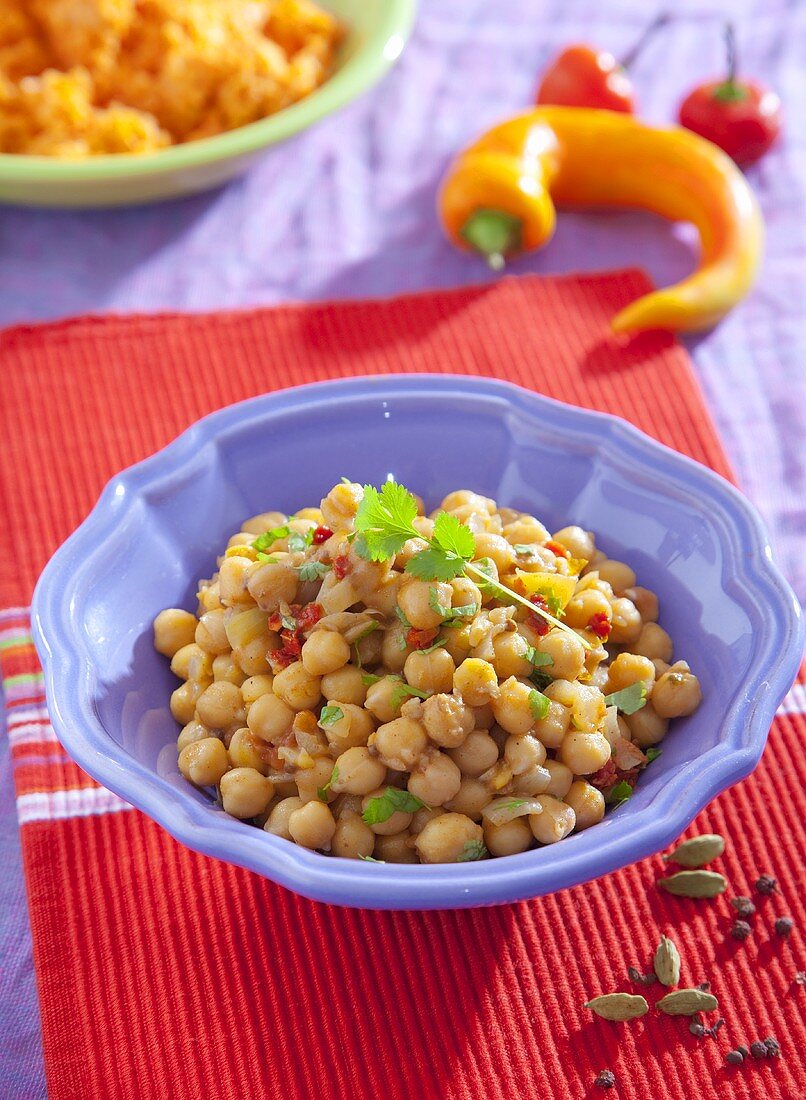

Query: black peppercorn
<box><xmin>774</xmin><ymin>916</ymin><xmax>794</xmax><ymax>938</ymax></box>
<box><xmin>725</xmin><ymin>1050</ymin><xmax>744</xmax><ymax>1066</ymax></box>
<box><xmin>750</xmin><ymin>1040</ymin><xmax>768</xmax><ymax>1059</ymax></box>
<box><xmin>755</xmin><ymin>874</ymin><xmax>777</xmax><ymax>895</ymax></box>
<box><xmin>737</xmin><ymin>1046</ymin><xmax>749</xmax><ymax>1057</ymax></box>
<box><xmin>763</xmin><ymin>1037</ymin><xmax>781</xmax><ymax>1058</ymax></box>
<box><xmin>730</xmin><ymin>895</ymin><xmax>756</xmax><ymax>918</ymax></box>
<box><xmin>595</xmin><ymin>1070</ymin><xmax>616</xmax><ymax>1089</ymax></box>
<box><xmin>731</xmin><ymin>919</ymin><xmax>752</xmax><ymax>941</ymax></box>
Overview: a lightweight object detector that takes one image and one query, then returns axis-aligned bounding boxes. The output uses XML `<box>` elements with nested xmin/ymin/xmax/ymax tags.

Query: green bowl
<box><xmin>0</xmin><ymin>0</ymin><xmax>416</xmax><ymax>208</ymax></box>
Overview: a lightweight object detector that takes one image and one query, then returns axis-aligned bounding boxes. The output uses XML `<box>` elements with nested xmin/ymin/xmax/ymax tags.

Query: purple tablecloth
<box><xmin>1</xmin><ymin>2</ymin><xmax>803</xmax><ymax>1095</ymax></box>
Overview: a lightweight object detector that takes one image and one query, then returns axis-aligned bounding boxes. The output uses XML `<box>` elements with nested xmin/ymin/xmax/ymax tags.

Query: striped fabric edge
<box><xmin>3</xmin><ymin>608</ymin><xmax>803</xmax><ymax>825</ymax></box>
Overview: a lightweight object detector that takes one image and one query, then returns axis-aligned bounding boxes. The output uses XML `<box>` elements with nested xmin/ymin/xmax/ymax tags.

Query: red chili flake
<box><xmin>589</xmin><ymin>759</ymin><xmax>617</xmax><ymax>790</ymax></box>
<box><xmin>312</xmin><ymin>525</ymin><xmax>333</xmax><ymax>545</ymax></box>
<box><xmin>333</xmin><ymin>554</ymin><xmax>352</xmax><ymax>579</ymax></box>
<box><xmin>587</xmin><ymin>611</ymin><xmax>612</xmax><ymax>640</ymax></box>
<box><xmin>267</xmin><ymin>603</ymin><xmax>302</xmax><ymax>633</ymax></box>
<box><xmin>268</xmin><ymin>646</ymin><xmax>297</xmax><ymax>673</ymax></box>
<box><xmin>297</xmin><ymin>602</ymin><xmax>324</xmax><ymax>631</ymax></box>
<box><xmin>526</xmin><ymin>593</ymin><xmax>551</xmax><ymax>637</ymax></box>
<box><xmin>545</xmin><ymin>539</ymin><xmax>570</xmax><ymax>559</ymax></box>
<box><xmin>406</xmin><ymin>627</ymin><xmax>439</xmax><ymax>650</ymax></box>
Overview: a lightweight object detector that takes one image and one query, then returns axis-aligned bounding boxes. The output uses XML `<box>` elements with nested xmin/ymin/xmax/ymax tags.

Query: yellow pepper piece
<box><xmin>513</xmin><ymin>570</ymin><xmax>577</xmax><ymax>610</ymax></box>
<box><xmin>439</xmin><ymin>106</ymin><xmax>763</xmax><ymax>334</ymax></box>
<box><xmin>225</xmin><ymin>544</ymin><xmax>259</xmax><ymax>561</ymax></box>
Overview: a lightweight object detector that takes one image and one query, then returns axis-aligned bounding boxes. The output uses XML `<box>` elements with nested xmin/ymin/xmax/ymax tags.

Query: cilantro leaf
<box><xmin>287</xmin><ymin>529</ymin><xmax>314</xmax><ymax>553</ymax></box>
<box><xmin>525</xmin><ymin>646</ymin><xmax>553</xmax><ymax>669</ymax></box>
<box><xmin>604</xmin><ymin>682</ymin><xmax>648</xmax><ymax>716</ymax></box>
<box><xmin>362</xmin><ymin>787</ymin><xmax>425</xmax><ymax>825</ymax></box>
<box><xmin>645</xmin><ymin>747</ymin><xmax>662</xmax><ymax>764</ymax></box>
<box><xmin>318</xmin><ymin>706</ymin><xmax>344</xmax><ymax>729</ymax></box>
<box><xmin>354</xmin><ymin>482</ymin><xmax>419</xmax><ymax>561</ymax></box>
<box><xmin>358</xmin><ymin>854</ymin><xmax>385</xmax><ymax>862</ymax></box>
<box><xmin>390</xmin><ymin>681</ymin><xmax>431</xmax><ymax>709</ymax></box>
<box><xmin>361</xmin><ymin>672</ymin><xmax>382</xmax><ymax>687</ymax></box>
<box><xmin>457</xmin><ymin>839</ymin><xmax>488</xmax><ymax>862</ymax></box>
<box><xmin>529</xmin><ymin>669</ymin><xmax>552</xmax><ymax>691</ymax></box>
<box><xmin>513</xmin><ymin>544</ymin><xmax>539</xmax><ymax>558</ymax></box>
<box><xmin>405</xmin><ymin>547</ymin><xmax>467</xmax><ymax>582</ymax></box>
<box><xmin>354</xmin><ymin>622</ymin><xmax>380</xmax><ymax>643</ymax></box>
<box><xmin>428</xmin><ymin>587</ymin><xmax>452</xmax><ymax>618</ymax></box>
<box><xmin>395</xmin><ymin>604</ymin><xmax>412</xmax><ymax>628</ymax></box>
<box><xmin>252</xmin><ymin>525</ymin><xmax>290</xmax><ymax>552</ymax></box>
<box><xmin>256</xmin><ymin>553</ymin><xmax>281</xmax><ymax>563</ymax></box>
<box><xmin>426</xmin><ymin>588</ymin><xmax>478</xmax><ymax>622</ymax></box>
<box><xmin>529</xmin><ymin>689</ymin><xmax>550</xmax><ymax>720</ymax></box>
<box><xmin>297</xmin><ymin>560</ymin><xmax>331</xmax><ymax>582</ymax></box>
<box><xmin>317</xmin><ymin>765</ymin><xmax>339</xmax><ymax>802</ymax></box>
<box><xmin>280</xmin><ymin>613</ymin><xmax>297</xmax><ymax>632</ymax></box>
<box><xmin>606</xmin><ymin>780</ymin><xmax>634</xmax><ymax>808</ymax></box>
<box><xmin>419</xmin><ymin>638</ymin><xmax>447</xmax><ymax>655</ymax></box>
<box><xmin>431</xmin><ymin>512</ymin><xmax>476</xmax><ymax>560</ymax></box>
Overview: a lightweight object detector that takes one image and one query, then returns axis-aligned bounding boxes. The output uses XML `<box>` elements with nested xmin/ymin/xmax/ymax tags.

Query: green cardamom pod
<box><xmin>657</xmin><ymin>870</ymin><xmax>727</xmax><ymax>898</ymax></box>
<box><xmin>656</xmin><ymin>989</ymin><xmax>718</xmax><ymax>1016</ymax></box>
<box><xmin>653</xmin><ymin>935</ymin><xmax>681</xmax><ymax>987</ymax></box>
<box><xmin>662</xmin><ymin>834</ymin><xmax>725</xmax><ymax>868</ymax></box>
<box><xmin>584</xmin><ymin>993</ymin><xmax>649</xmax><ymax>1021</ymax></box>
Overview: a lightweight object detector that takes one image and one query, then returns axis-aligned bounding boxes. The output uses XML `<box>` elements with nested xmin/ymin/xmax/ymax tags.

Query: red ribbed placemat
<box><xmin>1</xmin><ymin>272</ymin><xmax>803</xmax><ymax>1100</ymax></box>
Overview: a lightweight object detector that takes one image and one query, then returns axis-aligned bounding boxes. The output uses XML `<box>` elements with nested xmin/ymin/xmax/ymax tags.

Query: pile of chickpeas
<box><xmin>153</xmin><ymin>482</ymin><xmax>702</xmax><ymax>864</ymax></box>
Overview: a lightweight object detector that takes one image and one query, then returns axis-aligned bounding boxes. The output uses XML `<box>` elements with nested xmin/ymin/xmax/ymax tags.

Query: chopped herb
<box><xmin>513</xmin><ymin>544</ymin><xmax>539</xmax><ymax>558</ymax></box>
<box><xmin>358</xmin><ymin>854</ymin><xmax>385</xmax><ymax>862</ymax></box>
<box><xmin>317</xmin><ymin>765</ymin><xmax>339</xmax><ymax>801</ymax></box>
<box><xmin>297</xmin><ymin>560</ymin><xmax>331</xmax><ymax>582</ymax></box>
<box><xmin>287</xmin><ymin>529</ymin><xmax>314</xmax><ymax>553</ymax></box>
<box><xmin>256</xmin><ymin>552</ymin><xmax>281</xmax><ymax>563</ymax></box>
<box><xmin>252</xmin><ymin>525</ymin><xmax>290</xmax><ymax>552</ymax></box>
<box><xmin>525</xmin><ymin>646</ymin><xmax>553</xmax><ymax>668</ymax></box>
<box><xmin>362</xmin><ymin>787</ymin><xmax>425</xmax><ymax>825</ymax></box>
<box><xmin>318</xmin><ymin>706</ymin><xmax>344</xmax><ymax>728</ymax></box>
<box><xmin>395</xmin><ymin>604</ymin><xmax>412</xmax><ymax>628</ymax></box>
<box><xmin>645</xmin><ymin>747</ymin><xmax>662</xmax><ymax>763</ymax></box>
<box><xmin>354</xmin><ymin>622</ymin><xmax>380</xmax><ymax>643</ymax></box>
<box><xmin>528</xmin><ymin>689</ymin><xmax>550</xmax><ymax>720</ymax></box>
<box><xmin>390</xmin><ymin>681</ymin><xmax>431</xmax><ymax>709</ymax></box>
<box><xmin>457</xmin><ymin>839</ymin><xmax>488</xmax><ymax>862</ymax></box>
<box><xmin>419</xmin><ymin>638</ymin><xmax>447</xmax><ymax>655</ymax></box>
<box><xmin>426</xmin><ymin>588</ymin><xmax>478</xmax><ymax>622</ymax></box>
<box><xmin>427</xmin><ymin>587</ymin><xmax>452</xmax><ymax>618</ymax></box>
<box><xmin>280</xmin><ymin>613</ymin><xmax>297</xmax><ymax>632</ymax></box>
<box><xmin>396</xmin><ymin>633</ymin><xmax>408</xmax><ymax>651</ymax></box>
<box><xmin>606</xmin><ymin>780</ymin><xmax>633</xmax><ymax>808</ymax></box>
<box><xmin>361</xmin><ymin>672</ymin><xmax>382</xmax><ymax>687</ymax></box>
<box><xmin>529</xmin><ymin>669</ymin><xmax>552</xmax><ymax>691</ymax></box>
<box><xmin>604</xmin><ymin>682</ymin><xmax>648</xmax><ymax>715</ymax></box>
<box><xmin>502</xmin><ymin>799</ymin><xmax>528</xmax><ymax>812</ymax></box>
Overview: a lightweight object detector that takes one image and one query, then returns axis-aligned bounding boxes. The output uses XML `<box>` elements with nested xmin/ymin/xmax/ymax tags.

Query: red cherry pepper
<box><xmin>536</xmin><ymin>15</ymin><xmax>667</xmax><ymax>114</ymax></box>
<box><xmin>678</xmin><ymin>25</ymin><xmax>782</xmax><ymax>166</ymax></box>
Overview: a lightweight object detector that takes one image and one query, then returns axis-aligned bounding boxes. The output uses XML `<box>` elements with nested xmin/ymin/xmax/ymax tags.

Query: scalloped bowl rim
<box><xmin>0</xmin><ymin>0</ymin><xmax>417</xmax><ymax>182</ymax></box>
<box><xmin>32</xmin><ymin>375</ymin><xmax>803</xmax><ymax>909</ymax></box>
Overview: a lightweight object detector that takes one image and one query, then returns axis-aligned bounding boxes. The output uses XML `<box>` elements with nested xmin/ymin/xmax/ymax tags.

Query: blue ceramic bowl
<box><xmin>32</xmin><ymin>376</ymin><xmax>803</xmax><ymax>909</ymax></box>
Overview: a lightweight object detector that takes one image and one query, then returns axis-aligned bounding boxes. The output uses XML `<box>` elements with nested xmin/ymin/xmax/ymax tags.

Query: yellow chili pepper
<box><xmin>439</xmin><ymin>106</ymin><xmax>763</xmax><ymax>334</ymax></box>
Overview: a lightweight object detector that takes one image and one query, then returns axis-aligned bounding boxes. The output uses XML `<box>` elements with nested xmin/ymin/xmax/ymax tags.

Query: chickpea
<box><xmin>395</xmin><ymin>537</ymin><xmax>429</xmax><ymax>569</ymax></box>
<box><xmin>365</xmin><ymin>676</ymin><xmax>405</xmax><ymax>724</ymax></box>
<box><xmin>154</xmin><ymin>608</ymin><xmax>198</xmax><ymax>658</ymax></box>
<box><xmin>450</xmin><ymin>576</ymin><xmax>483</xmax><ymax>610</ymax></box>
<box><xmin>442</xmin><ymin>621</ymin><xmax>473</xmax><ymax>665</ymax></box>
<box><xmin>197</xmin><ymin>581</ymin><xmax>222</xmax><ymax>612</ymax></box>
<box><xmin>502</xmin><ymin>517</ymin><xmax>550</xmax><ymax>545</ymax></box>
<box><xmin>272</xmin><ymin>662</ymin><xmax>322</xmax><ymax>711</ymax></box>
<box><xmin>633</xmin><ymin>622</ymin><xmax>673</xmax><ymax>663</ymax></box>
<box><xmin>320</xmin><ymin>481</ymin><xmax>363</xmax><ymax>531</ymax></box>
<box><xmin>491</xmin><ymin>677</ymin><xmax>539</xmax><ymax>737</ymax></box>
<box><xmin>472</xmin><ymin>702</ymin><xmax>496</xmax><ymax>730</ymax></box>
<box><xmin>529</xmin><ymin>796</ymin><xmax>576</xmax><ymax>844</ymax></box>
<box><xmin>562</xmin><ymin>588</ymin><xmax>611</xmax><ymax>631</ymax></box>
<box><xmin>227</xmin><ymin>727</ymin><xmax>269</xmax><ymax>773</ymax></box>
<box><xmin>381</xmin><ymin>623</ymin><xmax>411</xmax><ymax>673</ymax></box>
<box><xmin>361</xmin><ymin>788</ymin><xmax>413</xmax><ymax>836</ymax></box>
<box><xmin>265</xmin><ymin>796</ymin><xmax>305</xmax><ymax>840</ymax></box>
<box><xmin>623</xmin><ymin>586</ymin><xmax>659</xmax><ymax>623</ymax></box>
<box><xmin>220</xmin><ymin>768</ymin><xmax>273</xmax><ymax>819</ymax></box>
<box><xmin>241</xmin><ymin>674</ymin><xmax>275</xmax><ymax>706</ymax></box>
<box><xmin>408</xmin><ymin>752</ymin><xmax>462</xmax><ymax>805</ymax></box>
<box><xmin>484</xmin><ymin>817</ymin><xmax>533</xmax><ymax>857</ymax></box>
<box><xmin>651</xmin><ymin>663</ymin><xmax>702</xmax><ymax>718</ymax></box>
<box><xmin>607</xmin><ymin>653</ymin><xmax>656</xmax><ymax>694</ymax></box>
<box><xmin>212</xmin><ymin>653</ymin><xmax>246</xmax><ymax>686</ymax></box>
<box><xmin>551</xmin><ymin>525</ymin><xmax>595</xmax><ymax>561</ymax></box>
<box><xmin>301</xmin><ymin>630</ymin><xmax>351</xmax><ymax>676</ymax></box>
<box><xmin>177</xmin><ymin>720</ymin><xmax>213</xmax><ymax>752</ymax></box>
<box><xmin>398</xmin><ymin>579</ymin><xmax>452</xmax><ymax>630</ymax></box>
<box><xmin>421</xmin><ymin>693</ymin><xmax>474</xmax><ymax>748</ymax></box>
<box><xmin>626</xmin><ymin>704</ymin><xmax>669</xmax><ymax>747</ymax></box>
<box><xmin>597</xmin><ymin>559</ymin><xmax>636</xmax><ymax>594</ymax></box>
<box><xmin>321</xmin><ymin>702</ymin><xmax>374</xmax><ymax>751</ymax></box>
<box><xmin>447</xmin><ymin>730</ymin><xmax>499</xmax><ymax>777</ymax></box>
<box><xmin>531</xmin><ymin>700</ymin><xmax>570</xmax><ymax>750</ymax></box>
<box><xmin>289</xmin><ymin>801</ymin><xmax>336</xmax><ymax>850</ymax></box>
<box><xmin>441</xmin><ymin>490</ymin><xmax>495</xmax><ymax>514</ymax></box>
<box><xmin>410</xmin><ymin>806</ymin><xmax>445</xmax><ymax>834</ymax></box>
<box><xmin>512</xmin><ymin>764</ymin><xmax>552</xmax><ymax>797</ymax></box>
<box><xmin>473</xmin><ymin>533</ymin><xmax>516</xmax><ymax>574</ymax></box>
<box><xmin>504</xmin><ymin>733</ymin><xmax>546</xmax><ymax>775</ymax></box>
<box><xmin>295</xmin><ymin>756</ymin><xmax>339</xmax><ymax>803</ymax></box>
<box><xmin>608</xmin><ymin>597</ymin><xmax>642</xmax><ymax>644</ymax></box>
<box><xmin>247</xmin><ymin>692</ymin><xmax>295</xmax><ymax>743</ymax></box>
<box><xmin>332</xmin><ymin>747</ymin><xmax>387</xmax><ymax>796</ymax></box>
<box><xmin>178</xmin><ymin>737</ymin><xmax>229</xmax><ymax>787</ymax></box>
<box><xmin>445</xmin><ymin>777</ymin><xmax>490</xmax><ymax>821</ymax></box>
<box><xmin>217</xmin><ymin>556</ymin><xmax>255</xmax><ymax>608</ymax></box>
<box><xmin>453</xmin><ymin>658</ymin><xmax>499</xmax><ymax>706</ymax></box>
<box><xmin>170</xmin><ymin>642</ymin><xmax>213</xmax><ymax>683</ymax></box>
<box><xmin>560</xmin><ymin>731</ymin><xmax>611</xmax><ymax>776</ymax></box>
<box><xmin>532</xmin><ymin>629</ymin><xmax>586</xmax><ymax>682</ymax></box>
<box><xmin>415</xmin><ymin>812</ymin><xmax>484</xmax><ymax>864</ymax></box>
<box><xmin>233</xmin><ymin>637</ymin><xmax>273</xmax><ymax>677</ymax></box>
<box><xmin>653</xmin><ymin>659</ymin><xmax>671</xmax><ymax>678</ymax></box>
<box><xmin>369</xmin><ymin>717</ymin><xmax>428</xmax><ymax>771</ymax></box>
<box><xmin>491</xmin><ymin>632</ymin><xmax>533</xmax><ymax>679</ymax></box>
<box><xmin>241</xmin><ymin>511</ymin><xmax>288</xmax><ymax>536</ymax></box>
<box><xmin>542</xmin><ymin>759</ymin><xmax>573</xmax><ymax>799</ymax></box>
<box><xmin>404</xmin><ymin>649</ymin><xmax>455</xmax><ymax>694</ymax></box>
<box><xmin>321</xmin><ymin>665</ymin><xmax>367</xmax><ymax>707</ymax></box>
<box><xmin>545</xmin><ymin>679</ymin><xmax>605</xmax><ymax>734</ymax></box>
<box><xmin>374</xmin><ymin>832</ymin><xmax>419</xmax><ymax>863</ymax></box>
<box><xmin>355</xmin><ymin>630</ymin><xmax>383</xmax><ymax>668</ymax></box>
<box><xmin>195</xmin><ymin>610</ymin><xmax>230</xmax><ymax>655</ymax></box>
<box><xmin>564</xmin><ymin>780</ymin><xmax>605</xmax><ymax>830</ymax></box>
<box><xmin>332</xmin><ymin>813</ymin><xmax>375</xmax><ymax>859</ymax></box>
<box><xmin>170</xmin><ymin>680</ymin><xmax>206</xmax><ymax>725</ymax></box>
<box><xmin>246</xmin><ymin>558</ymin><xmax>299</xmax><ymax>613</ymax></box>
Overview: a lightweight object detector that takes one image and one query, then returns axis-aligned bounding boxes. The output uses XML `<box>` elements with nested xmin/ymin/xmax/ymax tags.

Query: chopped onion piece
<box><xmin>482</xmin><ymin>796</ymin><xmax>543</xmax><ymax>827</ymax></box>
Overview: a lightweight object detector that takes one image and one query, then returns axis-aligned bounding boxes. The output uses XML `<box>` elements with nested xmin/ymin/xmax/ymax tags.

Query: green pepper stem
<box><xmin>460</xmin><ymin>209</ymin><xmax>523</xmax><ymax>268</ymax></box>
